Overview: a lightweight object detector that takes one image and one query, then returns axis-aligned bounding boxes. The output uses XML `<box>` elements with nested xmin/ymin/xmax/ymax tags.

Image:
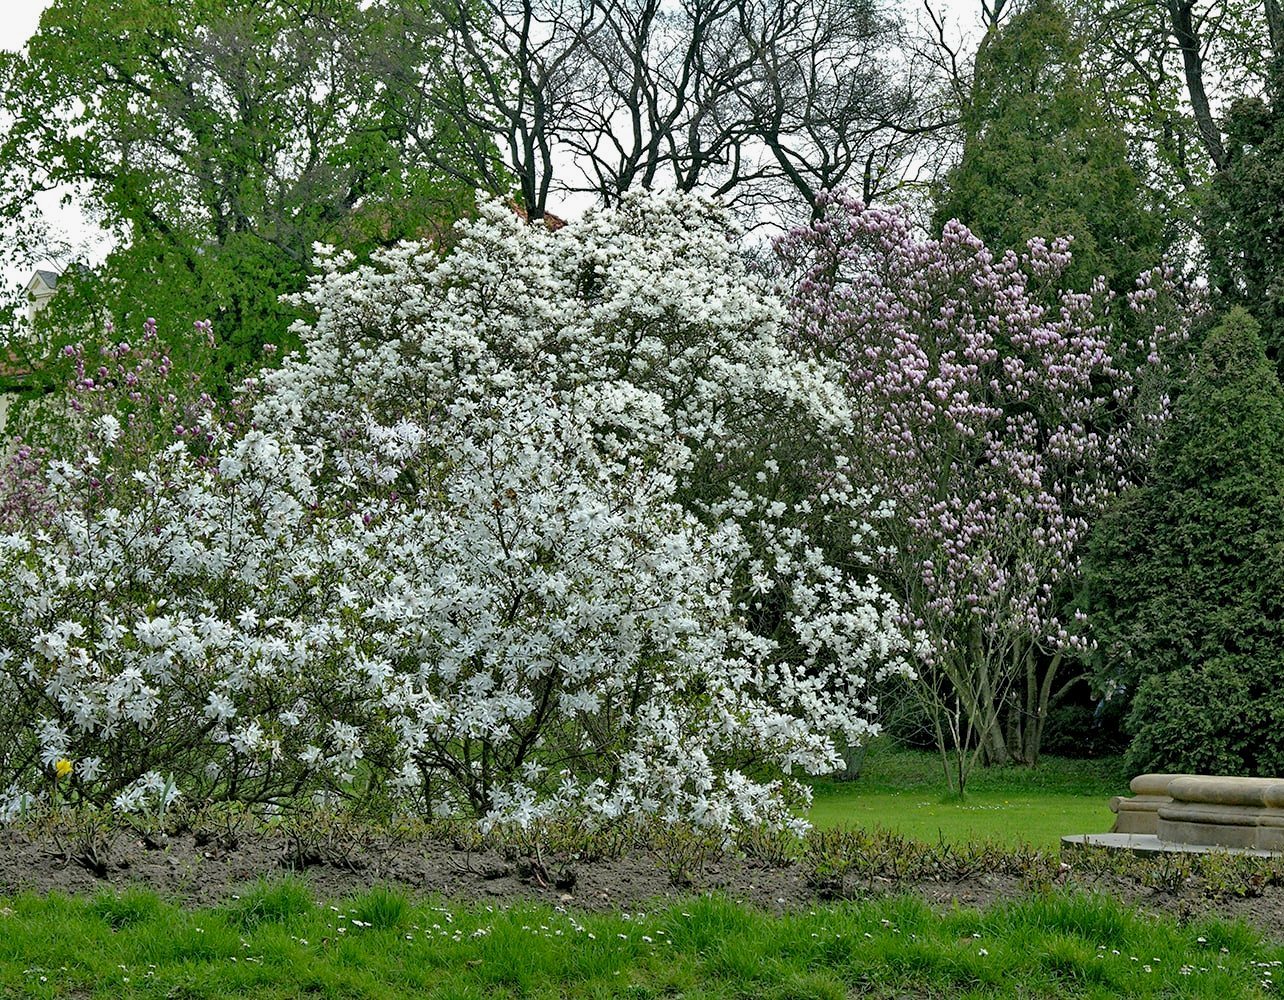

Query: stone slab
<box><xmin>1108</xmin><ymin>773</ymin><xmax>1194</xmax><ymax>835</ymax></box>
<box><xmin>1061</xmin><ymin>833</ymin><xmax>1282</xmax><ymax>857</ymax></box>
<box><xmin>1082</xmin><ymin>774</ymin><xmax>1284</xmax><ymax>851</ymax></box>
<box><xmin>1158</xmin><ymin>804</ymin><xmax>1284</xmax><ymax>851</ymax></box>
<box><xmin>1130</xmin><ymin>773</ymin><xmax>1197</xmax><ymax>797</ymax></box>
<box><xmin>1167</xmin><ymin>775</ymin><xmax>1284</xmax><ymax>809</ymax></box>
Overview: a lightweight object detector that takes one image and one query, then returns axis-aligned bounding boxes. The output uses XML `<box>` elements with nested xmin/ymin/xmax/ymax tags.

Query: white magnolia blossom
<box><xmin>0</xmin><ymin>191</ymin><xmax>909</xmax><ymax>830</ymax></box>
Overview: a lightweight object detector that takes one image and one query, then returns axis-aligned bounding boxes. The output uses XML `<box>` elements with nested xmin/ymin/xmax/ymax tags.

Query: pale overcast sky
<box><xmin>1</xmin><ymin>0</ymin><xmax>105</xmax><ymax>293</ymax></box>
<box><xmin>0</xmin><ymin>1</ymin><xmax>46</xmax><ymax>53</ymax></box>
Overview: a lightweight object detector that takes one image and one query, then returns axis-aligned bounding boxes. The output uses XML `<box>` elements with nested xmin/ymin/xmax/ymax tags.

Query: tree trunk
<box><xmin>968</xmin><ymin>624</ymin><xmax>1009</xmax><ymax>766</ymax></box>
<box><xmin>1166</xmin><ymin>0</ymin><xmax>1227</xmax><ymax>170</ymax></box>
<box><xmin>1005</xmin><ymin>698</ymin><xmax>1023</xmax><ymax>761</ymax></box>
<box><xmin>1025</xmin><ymin>649</ymin><xmax>1064</xmax><ymax>767</ymax></box>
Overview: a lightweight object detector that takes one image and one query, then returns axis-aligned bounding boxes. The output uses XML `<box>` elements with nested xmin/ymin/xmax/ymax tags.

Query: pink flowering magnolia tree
<box><xmin>779</xmin><ymin>193</ymin><xmax>1195</xmax><ymax>785</ymax></box>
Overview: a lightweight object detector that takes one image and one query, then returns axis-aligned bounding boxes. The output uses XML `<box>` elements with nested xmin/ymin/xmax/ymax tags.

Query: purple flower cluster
<box><xmin>780</xmin><ymin>192</ymin><xmax>1194</xmax><ymax>664</ymax></box>
<box><xmin>0</xmin><ymin>318</ymin><xmax>253</xmax><ymax>528</ymax></box>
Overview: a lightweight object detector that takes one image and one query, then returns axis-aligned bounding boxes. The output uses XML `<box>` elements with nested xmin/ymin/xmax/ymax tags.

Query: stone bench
<box><xmin>1109</xmin><ymin>773</ymin><xmax>1192</xmax><ymax>835</ymax></box>
<box><xmin>1102</xmin><ymin>773</ymin><xmax>1284</xmax><ymax>852</ymax></box>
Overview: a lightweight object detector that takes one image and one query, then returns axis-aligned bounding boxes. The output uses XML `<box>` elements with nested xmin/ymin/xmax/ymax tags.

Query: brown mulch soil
<box><xmin>4</xmin><ymin>827</ymin><xmax>1284</xmax><ymax>941</ymax></box>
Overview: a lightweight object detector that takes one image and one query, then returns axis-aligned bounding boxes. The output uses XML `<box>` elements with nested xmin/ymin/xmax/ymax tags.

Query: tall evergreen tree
<box><xmin>1084</xmin><ymin>308</ymin><xmax>1284</xmax><ymax>775</ymax></box>
<box><xmin>933</xmin><ymin>0</ymin><xmax>1164</xmax><ymax>294</ymax></box>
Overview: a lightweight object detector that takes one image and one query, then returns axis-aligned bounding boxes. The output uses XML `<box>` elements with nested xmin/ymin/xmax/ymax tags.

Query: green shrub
<box><xmin>1126</xmin><ymin>659</ymin><xmax>1284</xmax><ymax>775</ymax></box>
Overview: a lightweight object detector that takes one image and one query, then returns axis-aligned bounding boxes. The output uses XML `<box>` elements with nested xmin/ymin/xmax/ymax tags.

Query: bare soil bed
<box><xmin>3</xmin><ymin>826</ymin><xmax>1284</xmax><ymax>942</ymax></box>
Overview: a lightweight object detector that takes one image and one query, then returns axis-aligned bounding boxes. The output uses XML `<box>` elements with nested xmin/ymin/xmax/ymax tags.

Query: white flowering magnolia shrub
<box><xmin>0</xmin><ymin>192</ymin><xmax>909</xmax><ymax>830</ymax></box>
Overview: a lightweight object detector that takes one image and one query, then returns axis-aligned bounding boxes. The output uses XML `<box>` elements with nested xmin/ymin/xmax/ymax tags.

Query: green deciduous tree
<box><xmin>0</xmin><ymin>0</ymin><xmax>486</xmax><ymax>377</ymax></box>
<box><xmin>933</xmin><ymin>0</ymin><xmax>1165</xmax><ymax>294</ymax></box>
<box><xmin>1084</xmin><ymin>307</ymin><xmax>1284</xmax><ymax>775</ymax></box>
<box><xmin>1207</xmin><ymin>62</ymin><xmax>1284</xmax><ymax>369</ymax></box>
<box><xmin>1069</xmin><ymin>0</ymin><xmax>1284</xmax><ymax>305</ymax></box>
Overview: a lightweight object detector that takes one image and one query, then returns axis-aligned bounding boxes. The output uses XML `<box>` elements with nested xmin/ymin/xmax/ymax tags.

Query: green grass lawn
<box><xmin>808</xmin><ymin>744</ymin><xmax>1129</xmax><ymax>848</ymax></box>
<box><xmin>0</xmin><ymin>881</ymin><xmax>1278</xmax><ymax>999</ymax></box>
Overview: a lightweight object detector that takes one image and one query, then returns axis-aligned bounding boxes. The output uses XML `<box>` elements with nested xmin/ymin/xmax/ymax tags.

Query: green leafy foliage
<box><xmin>933</xmin><ymin>0</ymin><xmax>1165</xmax><ymax>294</ymax></box>
<box><xmin>0</xmin><ymin>0</ymin><xmax>486</xmax><ymax>375</ymax></box>
<box><xmin>1084</xmin><ymin>308</ymin><xmax>1284</xmax><ymax>774</ymax></box>
<box><xmin>1208</xmin><ymin>63</ymin><xmax>1284</xmax><ymax>372</ymax></box>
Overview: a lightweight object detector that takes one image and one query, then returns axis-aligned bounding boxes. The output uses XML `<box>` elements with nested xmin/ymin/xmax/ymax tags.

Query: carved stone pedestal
<box><xmin>1066</xmin><ymin>773</ymin><xmax>1284</xmax><ymax>856</ymax></box>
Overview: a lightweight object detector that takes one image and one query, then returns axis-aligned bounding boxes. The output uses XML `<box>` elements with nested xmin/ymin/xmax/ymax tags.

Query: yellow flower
<box><xmin>54</xmin><ymin>759</ymin><xmax>73</xmax><ymax>780</ymax></box>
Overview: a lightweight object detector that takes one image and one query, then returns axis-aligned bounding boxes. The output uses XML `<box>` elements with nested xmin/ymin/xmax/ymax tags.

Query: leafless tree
<box><xmin>408</xmin><ymin>0</ymin><xmax>956</xmax><ymax>223</ymax></box>
<box><xmin>556</xmin><ymin>0</ymin><xmax>752</xmax><ymax>202</ymax></box>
